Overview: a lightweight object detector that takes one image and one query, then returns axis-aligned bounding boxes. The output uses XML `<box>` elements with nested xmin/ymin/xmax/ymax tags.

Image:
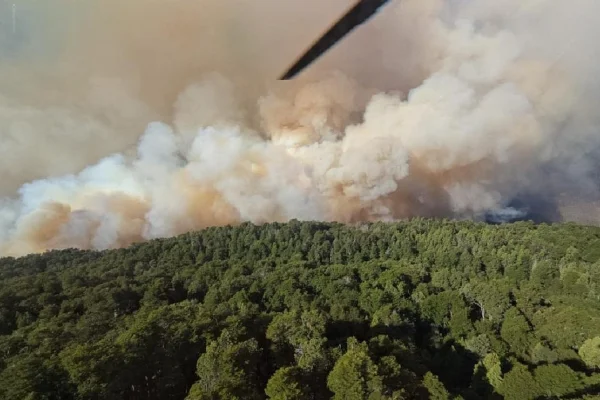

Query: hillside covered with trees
<box><xmin>0</xmin><ymin>219</ymin><xmax>600</xmax><ymax>399</ymax></box>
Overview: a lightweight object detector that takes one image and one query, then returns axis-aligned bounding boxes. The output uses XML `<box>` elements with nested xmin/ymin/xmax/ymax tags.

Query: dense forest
<box><xmin>1</xmin><ymin>218</ymin><xmax>600</xmax><ymax>399</ymax></box>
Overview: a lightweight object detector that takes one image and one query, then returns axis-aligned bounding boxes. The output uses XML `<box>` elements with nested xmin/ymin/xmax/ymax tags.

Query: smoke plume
<box><xmin>1</xmin><ymin>0</ymin><xmax>599</xmax><ymax>256</ymax></box>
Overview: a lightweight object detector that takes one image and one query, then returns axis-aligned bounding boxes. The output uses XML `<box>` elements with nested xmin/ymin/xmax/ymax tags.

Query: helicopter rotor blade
<box><xmin>279</xmin><ymin>0</ymin><xmax>392</xmax><ymax>80</ymax></box>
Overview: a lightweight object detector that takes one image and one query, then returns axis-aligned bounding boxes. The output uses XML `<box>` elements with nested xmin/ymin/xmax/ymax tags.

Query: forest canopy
<box><xmin>0</xmin><ymin>218</ymin><xmax>600</xmax><ymax>399</ymax></box>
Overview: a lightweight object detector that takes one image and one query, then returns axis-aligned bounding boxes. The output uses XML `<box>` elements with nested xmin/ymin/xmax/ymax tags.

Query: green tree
<box><xmin>500</xmin><ymin>308</ymin><xmax>532</xmax><ymax>357</ymax></box>
<box><xmin>422</xmin><ymin>372</ymin><xmax>450</xmax><ymax>400</ymax></box>
<box><xmin>0</xmin><ymin>355</ymin><xmax>74</xmax><ymax>400</ymax></box>
<box><xmin>579</xmin><ymin>336</ymin><xmax>600</xmax><ymax>370</ymax></box>
<box><xmin>531</xmin><ymin>342</ymin><xmax>558</xmax><ymax>364</ymax></box>
<box><xmin>266</xmin><ymin>309</ymin><xmax>329</xmax><ymax>371</ymax></box>
<box><xmin>530</xmin><ymin>260</ymin><xmax>559</xmax><ymax>290</ymax></box>
<box><xmin>500</xmin><ymin>362</ymin><xmax>543</xmax><ymax>400</ymax></box>
<box><xmin>327</xmin><ymin>338</ymin><xmax>384</xmax><ymax>400</ymax></box>
<box><xmin>60</xmin><ymin>337</ymin><xmax>124</xmax><ymax>400</ymax></box>
<box><xmin>534</xmin><ymin>364</ymin><xmax>584</xmax><ymax>398</ymax></box>
<box><xmin>461</xmin><ymin>280</ymin><xmax>511</xmax><ymax>322</ymax></box>
<box><xmin>265</xmin><ymin>366</ymin><xmax>307</xmax><ymax>400</ymax></box>
<box><xmin>482</xmin><ymin>353</ymin><xmax>503</xmax><ymax>392</ymax></box>
<box><xmin>187</xmin><ymin>329</ymin><xmax>262</xmax><ymax>400</ymax></box>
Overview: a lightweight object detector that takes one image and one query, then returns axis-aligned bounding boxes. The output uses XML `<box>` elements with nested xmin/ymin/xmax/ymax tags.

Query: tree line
<box><xmin>0</xmin><ymin>218</ymin><xmax>599</xmax><ymax>399</ymax></box>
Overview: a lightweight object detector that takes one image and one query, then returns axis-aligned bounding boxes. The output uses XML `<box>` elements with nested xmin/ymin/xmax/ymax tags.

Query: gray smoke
<box><xmin>0</xmin><ymin>0</ymin><xmax>599</xmax><ymax>256</ymax></box>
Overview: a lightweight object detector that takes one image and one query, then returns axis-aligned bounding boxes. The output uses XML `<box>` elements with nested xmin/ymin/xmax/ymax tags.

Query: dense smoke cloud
<box><xmin>0</xmin><ymin>0</ymin><xmax>599</xmax><ymax>256</ymax></box>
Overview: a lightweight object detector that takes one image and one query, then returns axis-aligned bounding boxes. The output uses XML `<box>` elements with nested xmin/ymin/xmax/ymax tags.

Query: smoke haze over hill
<box><xmin>0</xmin><ymin>0</ymin><xmax>599</xmax><ymax>256</ymax></box>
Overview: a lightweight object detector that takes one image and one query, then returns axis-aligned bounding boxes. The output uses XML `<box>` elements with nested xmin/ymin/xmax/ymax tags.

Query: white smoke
<box><xmin>0</xmin><ymin>0</ymin><xmax>599</xmax><ymax>256</ymax></box>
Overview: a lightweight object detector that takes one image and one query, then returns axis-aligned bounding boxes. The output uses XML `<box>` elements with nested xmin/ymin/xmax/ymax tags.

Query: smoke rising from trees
<box><xmin>1</xmin><ymin>0</ymin><xmax>599</xmax><ymax>255</ymax></box>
